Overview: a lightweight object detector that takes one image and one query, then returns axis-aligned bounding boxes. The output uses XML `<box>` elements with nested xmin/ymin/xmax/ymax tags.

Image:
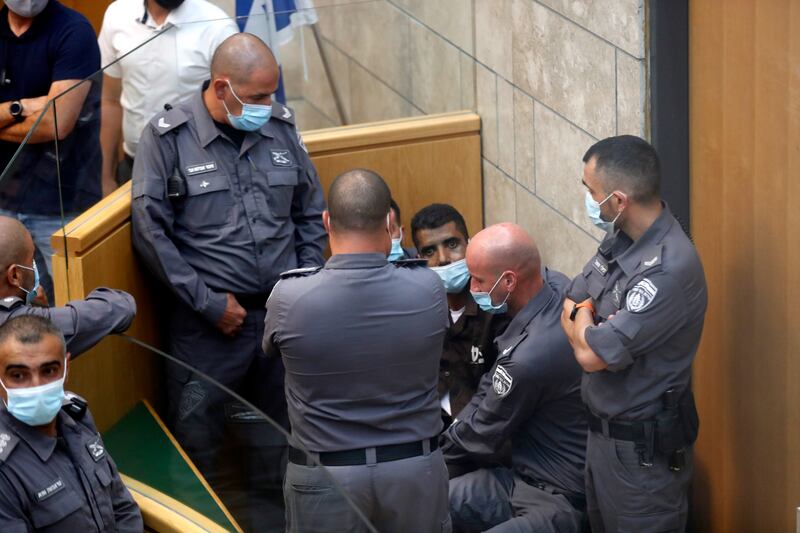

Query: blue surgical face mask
<box><xmin>471</xmin><ymin>272</ymin><xmax>510</xmax><ymax>314</ymax></box>
<box><xmin>15</xmin><ymin>259</ymin><xmax>39</xmax><ymax>305</ymax></box>
<box><xmin>431</xmin><ymin>259</ymin><xmax>470</xmax><ymax>293</ymax></box>
<box><xmin>0</xmin><ymin>359</ymin><xmax>67</xmax><ymax>426</ymax></box>
<box><xmin>584</xmin><ymin>191</ymin><xmax>620</xmax><ymax>233</ymax></box>
<box><xmin>223</xmin><ymin>80</ymin><xmax>272</xmax><ymax>132</ymax></box>
<box><xmin>388</xmin><ymin>226</ymin><xmax>404</xmax><ymax>262</ymax></box>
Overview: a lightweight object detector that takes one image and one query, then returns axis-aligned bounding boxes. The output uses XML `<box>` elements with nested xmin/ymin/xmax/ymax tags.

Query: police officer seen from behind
<box><xmin>0</xmin><ymin>315</ymin><xmax>142</xmax><ymax>532</ymax></box>
<box><xmin>561</xmin><ymin>135</ymin><xmax>707</xmax><ymax>532</ymax></box>
<box><xmin>0</xmin><ymin>216</ymin><xmax>136</xmax><ymax>356</ymax></box>
<box><xmin>264</xmin><ymin>169</ymin><xmax>451</xmax><ymax>533</ymax></box>
<box><xmin>442</xmin><ymin>223</ymin><xmax>587</xmax><ymax>532</ymax></box>
<box><xmin>131</xmin><ymin>33</ymin><xmax>326</xmax><ymax>531</ymax></box>
<box><xmin>411</xmin><ymin>203</ymin><xmax>509</xmax><ymax>426</ymax></box>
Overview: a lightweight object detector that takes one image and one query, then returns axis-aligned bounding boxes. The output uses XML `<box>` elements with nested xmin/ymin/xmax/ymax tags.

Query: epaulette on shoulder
<box><xmin>271</xmin><ymin>102</ymin><xmax>296</xmax><ymax>126</ymax></box>
<box><xmin>393</xmin><ymin>259</ymin><xmax>429</xmax><ymax>268</ymax></box>
<box><xmin>0</xmin><ymin>296</ymin><xmax>23</xmax><ymax>311</ymax></box>
<box><xmin>0</xmin><ymin>429</ymin><xmax>19</xmax><ymax>464</ymax></box>
<box><xmin>61</xmin><ymin>392</ymin><xmax>88</xmax><ymax>422</ymax></box>
<box><xmin>150</xmin><ymin>107</ymin><xmax>190</xmax><ymax>136</ymax></box>
<box><xmin>280</xmin><ymin>266</ymin><xmax>322</xmax><ymax>279</ymax></box>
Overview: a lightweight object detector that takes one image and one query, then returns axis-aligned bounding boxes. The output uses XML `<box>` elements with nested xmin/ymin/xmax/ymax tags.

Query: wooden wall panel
<box><xmin>690</xmin><ymin>1</ymin><xmax>800</xmax><ymax>531</ymax></box>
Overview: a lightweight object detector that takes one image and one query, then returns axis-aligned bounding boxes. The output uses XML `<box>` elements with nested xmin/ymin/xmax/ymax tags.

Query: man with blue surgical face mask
<box><xmin>0</xmin><ymin>315</ymin><xmax>142</xmax><ymax>531</ymax></box>
<box><xmin>441</xmin><ymin>222</ymin><xmax>588</xmax><ymax>533</ymax></box>
<box><xmin>132</xmin><ymin>33</ymin><xmax>326</xmax><ymax>530</ymax></box>
<box><xmin>388</xmin><ymin>199</ymin><xmax>416</xmax><ymax>261</ymax></box>
<box><xmin>0</xmin><ymin>216</ymin><xmax>136</xmax><ymax>357</ymax></box>
<box><xmin>411</xmin><ymin>203</ymin><xmax>509</xmax><ymax>431</ymax></box>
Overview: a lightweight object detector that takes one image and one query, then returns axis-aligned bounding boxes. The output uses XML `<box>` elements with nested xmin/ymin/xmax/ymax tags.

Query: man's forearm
<box><xmin>100</xmin><ymin>100</ymin><xmax>124</xmax><ymax>194</ymax></box>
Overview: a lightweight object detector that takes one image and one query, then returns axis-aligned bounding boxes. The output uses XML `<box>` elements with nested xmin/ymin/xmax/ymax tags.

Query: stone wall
<box><xmin>224</xmin><ymin>0</ymin><xmax>648</xmax><ymax>277</ymax></box>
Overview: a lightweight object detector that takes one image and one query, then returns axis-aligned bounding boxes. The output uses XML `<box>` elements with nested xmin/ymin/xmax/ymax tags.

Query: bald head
<box><xmin>0</xmin><ymin>217</ymin><xmax>32</xmax><ymax>269</ymax></box>
<box><xmin>211</xmin><ymin>33</ymin><xmax>278</xmax><ymax>85</ymax></box>
<box><xmin>327</xmin><ymin>169</ymin><xmax>391</xmax><ymax>233</ymax></box>
<box><xmin>468</xmin><ymin>223</ymin><xmax>541</xmax><ymax>281</ymax></box>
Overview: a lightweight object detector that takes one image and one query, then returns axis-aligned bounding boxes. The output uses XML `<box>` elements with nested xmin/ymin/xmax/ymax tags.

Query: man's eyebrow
<box><xmin>4</xmin><ymin>364</ymin><xmax>31</xmax><ymax>371</ymax></box>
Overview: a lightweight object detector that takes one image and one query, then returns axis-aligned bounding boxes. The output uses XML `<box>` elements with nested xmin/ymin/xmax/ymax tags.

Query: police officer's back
<box><xmin>264</xmin><ymin>169</ymin><xmax>451</xmax><ymax>533</ymax></box>
<box><xmin>561</xmin><ymin>135</ymin><xmax>707</xmax><ymax>532</ymax></box>
<box><xmin>0</xmin><ymin>217</ymin><xmax>136</xmax><ymax>357</ymax></box>
<box><xmin>0</xmin><ymin>315</ymin><xmax>142</xmax><ymax>532</ymax></box>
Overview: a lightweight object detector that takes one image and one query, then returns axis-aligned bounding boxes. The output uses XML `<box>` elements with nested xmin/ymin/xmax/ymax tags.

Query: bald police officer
<box><xmin>442</xmin><ymin>223</ymin><xmax>587</xmax><ymax>532</ymax></box>
<box><xmin>0</xmin><ymin>315</ymin><xmax>142</xmax><ymax>532</ymax></box>
<box><xmin>561</xmin><ymin>135</ymin><xmax>707</xmax><ymax>532</ymax></box>
<box><xmin>263</xmin><ymin>169</ymin><xmax>451</xmax><ymax>533</ymax></box>
<box><xmin>411</xmin><ymin>203</ymin><xmax>510</xmax><ymax>426</ymax></box>
<box><xmin>131</xmin><ymin>33</ymin><xmax>326</xmax><ymax>530</ymax></box>
<box><xmin>0</xmin><ymin>216</ymin><xmax>136</xmax><ymax>356</ymax></box>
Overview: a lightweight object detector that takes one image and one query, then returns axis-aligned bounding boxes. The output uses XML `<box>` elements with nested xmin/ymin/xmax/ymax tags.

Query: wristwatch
<box><xmin>9</xmin><ymin>101</ymin><xmax>24</xmax><ymax>122</ymax></box>
<box><xmin>569</xmin><ymin>300</ymin><xmax>595</xmax><ymax>321</ymax></box>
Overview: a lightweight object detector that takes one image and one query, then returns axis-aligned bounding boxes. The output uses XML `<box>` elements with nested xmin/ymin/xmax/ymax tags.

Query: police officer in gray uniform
<box><xmin>263</xmin><ymin>169</ymin><xmax>451</xmax><ymax>533</ymax></box>
<box><xmin>0</xmin><ymin>315</ymin><xmax>142</xmax><ymax>532</ymax></box>
<box><xmin>131</xmin><ymin>33</ymin><xmax>326</xmax><ymax>530</ymax></box>
<box><xmin>0</xmin><ymin>216</ymin><xmax>136</xmax><ymax>356</ymax></box>
<box><xmin>561</xmin><ymin>136</ymin><xmax>707</xmax><ymax>533</ymax></box>
<box><xmin>442</xmin><ymin>223</ymin><xmax>587</xmax><ymax>532</ymax></box>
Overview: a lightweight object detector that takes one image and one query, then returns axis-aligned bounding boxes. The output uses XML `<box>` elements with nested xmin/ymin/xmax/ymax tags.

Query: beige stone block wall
<box><xmin>274</xmin><ymin>0</ymin><xmax>648</xmax><ymax>277</ymax></box>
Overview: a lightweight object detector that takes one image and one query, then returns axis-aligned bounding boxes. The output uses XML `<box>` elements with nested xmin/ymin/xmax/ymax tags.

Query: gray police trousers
<box><xmin>284</xmin><ymin>448</ymin><xmax>451</xmax><ymax>533</ymax></box>
<box><xmin>585</xmin><ymin>430</ymin><xmax>693</xmax><ymax>533</ymax></box>
<box><xmin>449</xmin><ymin>467</ymin><xmax>584</xmax><ymax>532</ymax></box>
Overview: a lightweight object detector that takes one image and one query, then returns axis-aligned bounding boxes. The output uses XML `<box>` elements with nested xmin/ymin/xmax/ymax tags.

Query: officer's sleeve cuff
<box><xmin>585</xmin><ymin>323</ymin><xmax>634</xmax><ymax>371</ymax></box>
<box><xmin>201</xmin><ymin>290</ymin><xmax>228</xmax><ymax>325</ymax></box>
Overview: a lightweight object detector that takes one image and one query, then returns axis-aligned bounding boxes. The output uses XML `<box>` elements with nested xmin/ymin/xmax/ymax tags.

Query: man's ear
<box><xmin>212</xmin><ymin>78</ymin><xmax>228</xmax><ymax>101</ymax></box>
<box><xmin>7</xmin><ymin>264</ymin><xmax>22</xmax><ymax>290</ymax></box>
<box><xmin>505</xmin><ymin>271</ymin><xmax>518</xmax><ymax>293</ymax></box>
<box><xmin>322</xmin><ymin>210</ymin><xmax>332</xmax><ymax>235</ymax></box>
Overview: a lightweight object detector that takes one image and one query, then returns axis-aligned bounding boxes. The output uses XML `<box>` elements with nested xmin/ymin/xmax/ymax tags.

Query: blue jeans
<box><xmin>0</xmin><ymin>209</ymin><xmax>77</xmax><ymax>303</ymax></box>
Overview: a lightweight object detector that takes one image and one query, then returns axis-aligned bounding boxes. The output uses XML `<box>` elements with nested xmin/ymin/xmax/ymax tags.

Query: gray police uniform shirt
<box><xmin>263</xmin><ymin>253</ymin><xmax>449</xmax><ymax>452</ymax></box>
<box><xmin>441</xmin><ymin>269</ymin><xmax>586</xmax><ymax>496</ymax></box>
<box><xmin>0</xmin><ymin>289</ymin><xmax>136</xmax><ymax>357</ymax></box>
<box><xmin>0</xmin><ymin>405</ymin><xmax>142</xmax><ymax>532</ymax></box>
<box><xmin>131</xmin><ymin>89</ymin><xmax>327</xmax><ymax>324</ymax></box>
<box><xmin>567</xmin><ymin>204</ymin><xmax>708</xmax><ymax>421</ymax></box>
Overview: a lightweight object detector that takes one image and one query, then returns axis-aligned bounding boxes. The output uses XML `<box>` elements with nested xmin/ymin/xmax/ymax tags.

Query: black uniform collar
<box><xmin>325</xmin><ymin>253</ymin><xmax>389</xmax><ymax>270</ymax></box>
<box><xmin>495</xmin><ymin>277</ymin><xmax>556</xmax><ymax>345</ymax></box>
<box><xmin>614</xmin><ymin>202</ymin><xmax>674</xmax><ymax>276</ymax></box>
<box><xmin>194</xmin><ymin>84</ymin><xmax>274</xmax><ymax>150</ymax></box>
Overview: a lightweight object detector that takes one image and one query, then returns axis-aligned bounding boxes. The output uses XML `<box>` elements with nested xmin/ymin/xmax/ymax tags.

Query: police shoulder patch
<box><xmin>272</xmin><ymin>103</ymin><xmax>295</xmax><ymax>125</ymax></box>
<box><xmin>393</xmin><ymin>259</ymin><xmax>428</xmax><ymax>268</ymax></box>
<box><xmin>0</xmin><ymin>296</ymin><xmax>23</xmax><ymax>310</ymax></box>
<box><xmin>626</xmin><ymin>278</ymin><xmax>658</xmax><ymax>313</ymax></box>
<box><xmin>0</xmin><ymin>431</ymin><xmax>19</xmax><ymax>463</ymax></box>
<box><xmin>279</xmin><ymin>266</ymin><xmax>322</xmax><ymax>279</ymax></box>
<box><xmin>151</xmin><ymin>107</ymin><xmax>189</xmax><ymax>135</ymax></box>
<box><xmin>492</xmin><ymin>365</ymin><xmax>513</xmax><ymax>397</ymax></box>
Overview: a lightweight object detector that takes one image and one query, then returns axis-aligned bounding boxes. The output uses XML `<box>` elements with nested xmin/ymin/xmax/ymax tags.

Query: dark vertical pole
<box><xmin>649</xmin><ymin>0</ymin><xmax>691</xmax><ymax>235</ymax></box>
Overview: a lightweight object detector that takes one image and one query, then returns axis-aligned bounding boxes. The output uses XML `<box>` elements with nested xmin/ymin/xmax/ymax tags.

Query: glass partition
<box><xmin>0</xmin><ymin>3</ymin><xmax>462</xmax><ymax>530</ymax></box>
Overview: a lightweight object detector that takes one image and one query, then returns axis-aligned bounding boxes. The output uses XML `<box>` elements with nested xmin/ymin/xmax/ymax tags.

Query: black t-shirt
<box><xmin>213</xmin><ymin>119</ymin><xmax>246</xmax><ymax>149</ymax></box>
<box><xmin>0</xmin><ymin>1</ymin><xmax>101</xmax><ymax>215</ymax></box>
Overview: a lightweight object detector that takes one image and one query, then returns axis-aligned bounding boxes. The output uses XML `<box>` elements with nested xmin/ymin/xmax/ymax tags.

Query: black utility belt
<box><xmin>289</xmin><ymin>437</ymin><xmax>439</xmax><ymax>467</ymax></box>
<box><xmin>232</xmin><ymin>292</ymin><xmax>269</xmax><ymax>310</ymax></box>
<box><xmin>587</xmin><ymin>411</ymin><xmax>647</xmax><ymax>441</ymax></box>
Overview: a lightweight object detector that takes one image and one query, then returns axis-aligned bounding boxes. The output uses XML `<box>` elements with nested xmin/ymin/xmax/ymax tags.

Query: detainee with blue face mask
<box><xmin>411</xmin><ymin>204</ymin><xmax>509</xmax><ymax>435</ymax></box>
<box><xmin>0</xmin><ymin>315</ymin><xmax>142</xmax><ymax>531</ymax></box>
<box><xmin>440</xmin><ymin>222</ymin><xmax>588</xmax><ymax>532</ymax></box>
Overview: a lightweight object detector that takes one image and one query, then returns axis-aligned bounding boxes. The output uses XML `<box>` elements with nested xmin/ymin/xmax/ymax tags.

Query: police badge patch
<box><xmin>270</xmin><ymin>150</ymin><xmax>292</xmax><ymax>166</ymax></box>
<box><xmin>626</xmin><ymin>278</ymin><xmax>658</xmax><ymax>313</ymax></box>
<box><xmin>492</xmin><ymin>366</ymin><xmax>513</xmax><ymax>396</ymax></box>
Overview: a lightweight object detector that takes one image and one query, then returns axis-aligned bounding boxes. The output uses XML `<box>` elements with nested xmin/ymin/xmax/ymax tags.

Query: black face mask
<box><xmin>153</xmin><ymin>0</ymin><xmax>185</xmax><ymax>9</ymax></box>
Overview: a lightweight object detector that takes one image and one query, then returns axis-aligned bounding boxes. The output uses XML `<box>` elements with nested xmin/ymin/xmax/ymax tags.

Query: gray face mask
<box><xmin>5</xmin><ymin>0</ymin><xmax>49</xmax><ymax>18</ymax></box>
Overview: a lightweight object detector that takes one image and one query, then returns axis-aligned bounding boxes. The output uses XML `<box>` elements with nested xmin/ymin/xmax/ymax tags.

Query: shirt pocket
<box><xmin>94</xmin><ymin>462</ymin><xmax>117</xmax><ymax>528</ymax></box>
<box><xmin>178</xmin><ymin>171</ymin><xmax>234</xmax><ymax>229</ymax></box>
<box><xmin>29</xmin><ymin>487</ymin><xmax>83</xmax><ymax>529</ymax></box>
<box><xmin>265</xmin><ymin>169</ymin><xmax>298</xmax><ymax>218</ymax></box>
